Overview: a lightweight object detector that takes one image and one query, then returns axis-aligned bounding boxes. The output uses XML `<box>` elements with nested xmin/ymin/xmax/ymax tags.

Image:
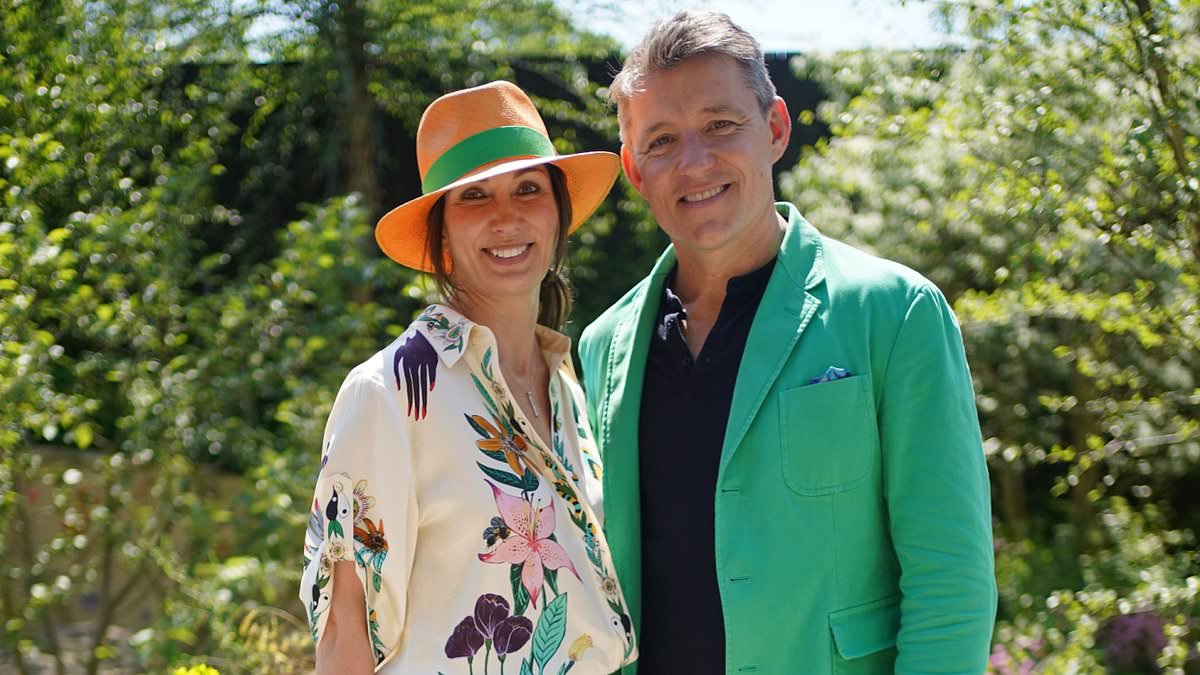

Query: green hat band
<box><xmin>422</xmin><ymin>126</ymin><xmax>557</xmax><ymax>194</ymax></box>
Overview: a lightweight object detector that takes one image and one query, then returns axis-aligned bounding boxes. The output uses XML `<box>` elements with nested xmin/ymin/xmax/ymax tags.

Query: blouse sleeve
<box><xmin>299</xmin><ymin>365</ymin><xmax>416</xmax><ymax>670</ymax></box>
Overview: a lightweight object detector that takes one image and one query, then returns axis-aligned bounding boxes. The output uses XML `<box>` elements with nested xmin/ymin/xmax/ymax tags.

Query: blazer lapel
<box><xmin>601</xmin><ymin>245</ymin><xmax>676</xmax><ymax>647</ymax></box>
<box><xmin>720</xmin><ymin>205</ymin><xmax>827</xmax><ymax>472</ymax></box>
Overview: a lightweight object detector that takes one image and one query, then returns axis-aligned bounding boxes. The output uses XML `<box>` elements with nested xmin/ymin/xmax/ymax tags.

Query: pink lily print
<box><xmin>478</xmin><ymin>482</ymin><xmax>579</xmax><ymax>609</ymax></box>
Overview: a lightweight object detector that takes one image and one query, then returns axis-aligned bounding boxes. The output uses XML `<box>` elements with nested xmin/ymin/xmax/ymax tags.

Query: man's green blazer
<box><xmin>579</xmin><ymin>203</ymin><xmax>997</xmax><ymax>674</ymax></box>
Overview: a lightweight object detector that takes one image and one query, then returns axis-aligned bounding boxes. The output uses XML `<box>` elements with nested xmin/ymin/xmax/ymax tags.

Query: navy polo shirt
<box><xmin>636</xmin><ymin>257</ymin><xmax>776</xmax><ymax>674</ymax></box>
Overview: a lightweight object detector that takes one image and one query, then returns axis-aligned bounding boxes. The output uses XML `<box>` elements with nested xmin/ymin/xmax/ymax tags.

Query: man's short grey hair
<box><xmin>608</xmin><ymin>10</ymin><xmax>777</xmax><ymax>120</ymax></box>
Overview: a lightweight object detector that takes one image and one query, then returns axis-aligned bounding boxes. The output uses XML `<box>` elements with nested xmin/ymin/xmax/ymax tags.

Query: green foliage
<box><xmin>172</xmin><ymin>666</ymin><xmax>221</xmax><ymax>675</ymax></box>
<box><xmin>10</xmin><ymin>0</ymin><xmax>1198</xmax><ymax>668</ymax></box>
<box><xmin>782</xmin><ymin>0</ymin><xmax>1200</xmax><ymax>669</ymax></box>
<box><xmin>991</xmin><ymin>499</ymin><xmax>1198</xmax><ymax>672</ymax></box>
<box><xmin>1</xmin><ymin>0</ymin><xmax>261</xmax><ymax>670</ymax></box>
<box><xmin>0</xmin><ymin>0</ymin><xmax>635</xmax><ymax>670</ymax></box>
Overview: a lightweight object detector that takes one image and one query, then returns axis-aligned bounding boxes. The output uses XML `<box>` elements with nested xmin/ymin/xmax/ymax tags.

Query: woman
<box><xmin>300</xmin><ymin>81</ymin><xmax>637</xmax><ymax>674</ymax></box>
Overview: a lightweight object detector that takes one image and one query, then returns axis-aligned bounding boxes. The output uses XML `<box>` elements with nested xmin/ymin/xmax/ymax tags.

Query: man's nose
<box><xmin>676</xmin><ymin>135</ymin><xmax>715</xmax><ymax>175</ymax></box>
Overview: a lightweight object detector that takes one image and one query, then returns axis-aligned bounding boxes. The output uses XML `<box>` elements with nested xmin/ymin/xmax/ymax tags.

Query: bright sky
<box><xmin>556</xmin><ymin>0</ymin><xmax>951</xmax><ymax>53</ymax></box>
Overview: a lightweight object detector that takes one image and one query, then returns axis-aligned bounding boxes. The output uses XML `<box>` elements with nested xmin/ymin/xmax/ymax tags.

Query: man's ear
<box><xmin>620</xmin><ymin>144</ymin><xmax>644</xmax><ymax>195</ymax></box>
<box><xmin>767</xmin><ymin>97</ymin><xmax>792</xmax><ymax>164</ymax></box>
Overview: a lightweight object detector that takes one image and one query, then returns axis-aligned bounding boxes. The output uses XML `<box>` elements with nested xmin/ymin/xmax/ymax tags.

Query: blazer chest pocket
<box><xmin>779</xmin><ymin>375</ymin><xmax>879</xmax><ymax>496</ymax></box>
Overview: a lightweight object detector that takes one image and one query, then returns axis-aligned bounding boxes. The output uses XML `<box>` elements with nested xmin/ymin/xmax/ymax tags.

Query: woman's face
<box><xmin>443</xmin><ymin>165</ymin><xmax>560</xmax><ymax>305</ymax></box>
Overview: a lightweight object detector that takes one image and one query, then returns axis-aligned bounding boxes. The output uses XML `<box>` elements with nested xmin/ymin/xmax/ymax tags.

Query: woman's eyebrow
<box><xmin>511</xmin><ymin>167</ymin><xmax>548</xmax><ymax>178</ymax></box>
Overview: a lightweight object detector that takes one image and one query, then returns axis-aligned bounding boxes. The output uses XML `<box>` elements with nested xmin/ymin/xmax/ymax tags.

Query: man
<box><xmin>579</xmin><ymin>10</ymin><xmax>996</xmax><ymax>674</ymax></box>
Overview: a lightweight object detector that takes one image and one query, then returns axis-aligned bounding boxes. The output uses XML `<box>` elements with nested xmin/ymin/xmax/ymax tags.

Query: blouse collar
<box><xmin>411</xmin><ymin>303</ymin><xmax>571</xmax><ymax>373</ymax></box>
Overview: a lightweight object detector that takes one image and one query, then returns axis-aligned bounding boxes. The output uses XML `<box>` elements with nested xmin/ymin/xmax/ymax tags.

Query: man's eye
<box><xmin>647</xmin><ymin>135</ymin><xmax>672</xmax><ymax>151</ymax></box>
<box><xmin>712</xmin><ymin>120</ymin><xmax>735</xmax><ymax>130</ymax></box>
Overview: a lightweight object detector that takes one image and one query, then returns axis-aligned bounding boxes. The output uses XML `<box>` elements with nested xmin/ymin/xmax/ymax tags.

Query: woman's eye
<box><xmin>516</xmin><ymin>180</ymin><xmax>542</xmax><ymax>195</ymax></box>
<box><xmin>460</xmin><ymin>187</ymin><xmax>486</xmax><ymax>200</ymax></box>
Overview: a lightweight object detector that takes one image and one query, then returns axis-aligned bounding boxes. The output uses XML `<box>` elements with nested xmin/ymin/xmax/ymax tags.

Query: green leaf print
<box><xmin>471</xmin><ymin>374</ymin><xmax>501</xmax><ymax>419</ymax></box>
<box><xmin>478</xmin><ymin>462</ymin><xmax>529</xmax><ymax>492</ymax></box>
<box><xmin>519</xmin><ymin>659</ymin><xmax>533</xmax><ymax>675</ymax></box>
<box><xmin>520</xmin><ymin>467</ymin><xmax>540</xmax><ymax>493</ymax></box>
<box><xmin>570</xmin><ymin>397</ymin><xmax>588</xmax><ymax>440</ymax></box>
<box><xmin>479</xmin><ymin>448</ymin><xmax>507</xmax><ymax>463</ymax></box>
<box><xmin>511</xmin><ymin>563</ymin><xmax>530</xmax><ymax>616</ymax></box>
<box><xmin>465</xmin><ymin>413</ymin><xmax>495</xmax><ymax>440</ymax></box>
<box><xmin>531</xmin><ymin>592</ymin><xmax>568</xmax><ymax>674</ymax></box>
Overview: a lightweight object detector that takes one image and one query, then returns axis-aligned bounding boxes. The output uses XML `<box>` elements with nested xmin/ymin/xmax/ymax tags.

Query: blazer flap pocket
<box><xmin>828</xmin><ymin>595</ymin><xmax>900</xmax><ymax>660</ymax></box>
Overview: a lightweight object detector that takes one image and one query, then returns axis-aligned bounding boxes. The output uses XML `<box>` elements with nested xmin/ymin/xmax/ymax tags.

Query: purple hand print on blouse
<box><xmin>393</xmin><ymin>332</ymin><xmax>438</xmax><ymax>419</ymax></box>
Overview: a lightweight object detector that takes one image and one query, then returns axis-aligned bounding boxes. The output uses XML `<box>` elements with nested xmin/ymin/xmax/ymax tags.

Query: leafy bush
<box><xmin>991</xmin><ymin>499</ymin><xmax>1198</xmax><ymax>672</ymax></box>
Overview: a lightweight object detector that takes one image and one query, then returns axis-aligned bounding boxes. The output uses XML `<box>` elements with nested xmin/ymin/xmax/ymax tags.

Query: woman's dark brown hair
<box><xmin>424</xmin><ymin>164</ymin><xmax>575</xmax><ymax>330</ymax></box>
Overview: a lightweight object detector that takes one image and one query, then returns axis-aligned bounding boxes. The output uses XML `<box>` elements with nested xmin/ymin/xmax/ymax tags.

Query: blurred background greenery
<box><xmin>1</xmin><ymin>0</ymin><xmax>1197</xmax><ymax>672</ymax></box>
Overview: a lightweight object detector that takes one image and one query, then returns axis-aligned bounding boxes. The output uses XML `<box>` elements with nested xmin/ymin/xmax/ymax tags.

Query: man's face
<box><xmin>618</xmin><ymin>53</ymin><xmax>790</xmax><ymax>260</ymax></box>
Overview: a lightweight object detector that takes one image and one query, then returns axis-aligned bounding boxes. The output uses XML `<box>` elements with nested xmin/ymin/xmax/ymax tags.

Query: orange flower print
<box><xmin>355</xmin><ymin>517</ymin><xmax>388</xmax><ymax>555</ymax></box>
<box><xmin>354</xmin><ymin>516</ymin><xmax>388</xmax><ymax>592</ymax></box>
<box><xmin>470</xmin><ymin>414</ymin><xmax>529</xmax><ymax>477</ymax></box>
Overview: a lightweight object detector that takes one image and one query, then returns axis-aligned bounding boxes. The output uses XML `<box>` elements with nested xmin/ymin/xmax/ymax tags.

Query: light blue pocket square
<box><xmin>809</xmin><ymin>366</ymin><xmax>852</xmax><ymax>385</ymax></box>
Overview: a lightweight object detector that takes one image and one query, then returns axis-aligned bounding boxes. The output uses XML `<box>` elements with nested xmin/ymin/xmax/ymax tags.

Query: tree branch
<box><xmin>14</xmin><ymin>441</ymin><xmax>66</xmax><ymax>675</ymax></box>
<box><xmin>1125</xmin><ymin>0</ymin><xmax>1200</xmax><ymax>257</ymax></box>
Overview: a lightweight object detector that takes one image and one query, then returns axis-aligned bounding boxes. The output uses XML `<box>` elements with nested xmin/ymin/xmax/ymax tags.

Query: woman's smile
<box><xmin>484</xmin><ymin>243</ymin><xmax>534</xmax><ymax>261</ymax></box>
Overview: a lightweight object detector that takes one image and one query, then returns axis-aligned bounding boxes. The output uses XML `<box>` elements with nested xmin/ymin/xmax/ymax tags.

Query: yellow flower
<box><xmin>568</xmin><ymin>633</ymin><xmax>593</xmax><ymax>661</ymax></box>
<box><xmin>600</xmin><ymin>574</ymin><xmax>618</xmax><ymax>599</ymax></box>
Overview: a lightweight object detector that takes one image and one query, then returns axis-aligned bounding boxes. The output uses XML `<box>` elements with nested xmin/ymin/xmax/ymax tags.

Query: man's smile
<box><xmin>681</xmin><ymin>184</ymin><xmax>729</xmax><ymax>203</ymax></box>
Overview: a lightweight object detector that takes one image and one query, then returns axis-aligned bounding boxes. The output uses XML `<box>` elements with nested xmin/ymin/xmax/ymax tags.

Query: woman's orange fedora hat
<box><xmin>375</xmin><ymin>81</ymin><xmax>619</xmax><ymax>272</ymax></box>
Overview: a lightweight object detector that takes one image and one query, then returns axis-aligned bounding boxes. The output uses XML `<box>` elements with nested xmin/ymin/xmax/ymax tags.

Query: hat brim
<box><xmin>375</xmin><ymin>151</ymin><xmax>620</xmax><ymax>272</ymax></box>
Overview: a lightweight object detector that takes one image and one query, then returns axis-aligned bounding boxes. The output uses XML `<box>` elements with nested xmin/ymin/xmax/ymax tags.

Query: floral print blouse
<box><xmin>300</xmin><ymin>304</ymin><xmax>637</xmax><ymax>674</ymax></box>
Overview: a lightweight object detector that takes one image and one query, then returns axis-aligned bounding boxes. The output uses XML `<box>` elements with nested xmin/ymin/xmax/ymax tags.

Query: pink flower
<box><xmin>478</xmin><ymin>482</ymin><xmax>579</xmax><ymax>608</ymax></box>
